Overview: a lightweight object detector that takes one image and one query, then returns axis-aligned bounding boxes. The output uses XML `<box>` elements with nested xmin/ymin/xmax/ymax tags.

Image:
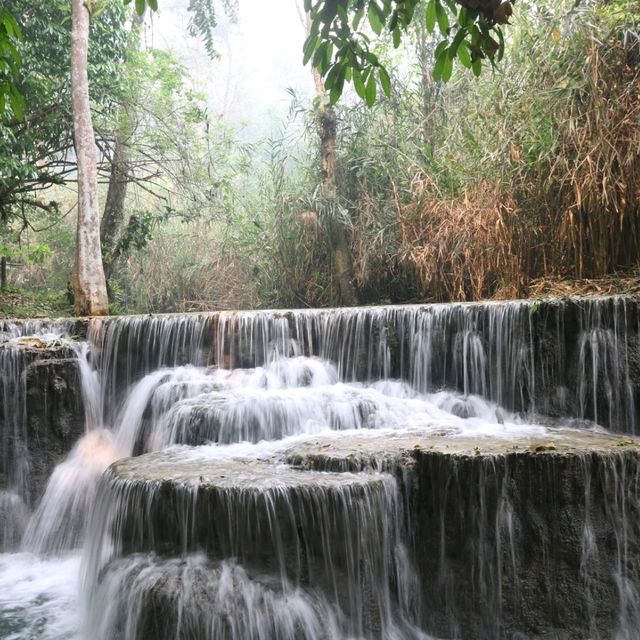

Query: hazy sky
<box><xmin>150</xmin><ymin>1</ymin><xmax>315</xmax><ymax>137</ymax></box>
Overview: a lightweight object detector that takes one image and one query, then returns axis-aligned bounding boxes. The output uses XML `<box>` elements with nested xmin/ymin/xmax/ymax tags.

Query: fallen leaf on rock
<box><xmin>529</xmin><ymin>443</ymin><xmax>557</xmax><ymax>453</ymax></box>
<box><xmin>16</xmin><ymin>337</ymin><xmax>46</xmax><ymax>349</ymax></box>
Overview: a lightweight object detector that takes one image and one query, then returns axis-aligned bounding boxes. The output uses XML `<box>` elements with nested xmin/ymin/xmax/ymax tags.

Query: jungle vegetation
<box><xmin>0</xmin><ymin>0</ymin><xmax>639</xmax><ymax>316</ymax></box>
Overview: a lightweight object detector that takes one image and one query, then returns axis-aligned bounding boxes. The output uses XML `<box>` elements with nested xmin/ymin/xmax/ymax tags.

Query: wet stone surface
<box><xmin>101</xmin><ymin>451</ymin><xmax>405</xmax><ymax>637</ymax></box>
<box><xmin>111</xmin><ymin>449</ymin><xmax>388</xmax><ymax>490</ymax></box>
<box><xmin>25</xmin><ymin>351</ymin><xmax>85</xmax><ymax>503</ymax></box>
<box><xmin>107</xmin><ymin>428</ymin><xmax>640</xmax><ymax>639</ymax></box>
<box><xmin>285</xmin><ymin>427</ymin><xmax>640</xmax><ymax>470</ymax></box>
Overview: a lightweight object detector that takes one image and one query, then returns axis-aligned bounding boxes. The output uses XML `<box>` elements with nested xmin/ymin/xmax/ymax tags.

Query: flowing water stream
<box><xmin>0</xmin><ymin>297</ymin><xmax>639</xmax><ymax>639</ymax></box>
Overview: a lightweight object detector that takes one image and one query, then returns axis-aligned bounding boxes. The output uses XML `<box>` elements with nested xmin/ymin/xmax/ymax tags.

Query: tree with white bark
<box><xmin>70</xmin><ymin>0</ymin><xmax>108</xmax><ymax>315</ymax></box>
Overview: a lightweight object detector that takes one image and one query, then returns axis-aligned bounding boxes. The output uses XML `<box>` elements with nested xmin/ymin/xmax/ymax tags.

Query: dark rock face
<box><xmin>87</xmin><ymin>454</ymin><xmax>414</xmax><ymax>639</ymax></box>
<box><xmin>25</xmin><ymin>352</ymin><xmax>85</xmax><ymax>503</ymax></box>
<box><xmin>410</xmin><ymin>450</ymin><xmax>640</xmax><ymax>639</ymax></box>
<box><xmin>286</xmin><ymin>431</ymin><xmax>640</xmax><ymax>639</ymax></box>
<box><xmin>0</xmin><ymin>345</ymin><xmax>84</xmax><ymax>510</ymax></box>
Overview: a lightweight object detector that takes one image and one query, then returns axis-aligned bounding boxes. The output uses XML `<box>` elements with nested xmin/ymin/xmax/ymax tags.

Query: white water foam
<box><xmin>0</xmin><ymin>552</ymin><xmax>80</xmax><ymax>640</ymax></box>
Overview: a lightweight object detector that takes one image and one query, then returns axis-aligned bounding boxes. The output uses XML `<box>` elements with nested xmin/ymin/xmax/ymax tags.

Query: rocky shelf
<box><xmin>285</xmin><ymin>426</ymin><xmax>640</xmax><ymax>469</ymax></box>
<box><xmin>99</xmin><ymin>428</ymin><xmax>640</xmax><ymax>639</ymax></box>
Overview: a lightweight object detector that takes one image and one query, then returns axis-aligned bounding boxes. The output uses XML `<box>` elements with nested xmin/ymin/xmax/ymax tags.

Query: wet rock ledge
<box><xmin>24</xmin><ymin>347</ymin><xmax>86</xmax><ymax>501</ymax></box>
<box><xmin>96</xmin><ymin>454</ymin><xmax>400</xmax><ymax>637</ymax></box>
<box><xmin>104</xmin><ymin>429</ymin><xmax>640</xmax><ymax>640</ymax></box>
<box><xmin>0</xmin><ymin>343</ymin><xmax>85</xmax><ymax>505</ymax></box>
<box><xmin>288</xmin><ymin>429</ymin><xmax>640</xmax><ymax>639</ymax></box>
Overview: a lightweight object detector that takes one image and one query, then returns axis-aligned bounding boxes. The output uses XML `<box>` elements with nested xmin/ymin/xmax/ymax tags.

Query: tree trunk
<box><xmin>101</xmin><ymin>11</ymin><xmax>144</xmax><ymax>286</ymax></box>
<box><xmin>314</xmin><ymin>99</ymin><xmax>358</xmax><ymax>306</ymax></box>
<box><xmin>101</xmin><ymin>130</ymin><xmax>129</xmax><ymax>284</ymax></box>
<box><xmin>308</xmin><ymin>17</ymin><xmax>358</xmax><ymax>306</ymax></box>
<box><xmin>0</xmin><ymin>208</ymin><xmax>7</xmax><ymax>290</ymax></box>
<box><xmin>71</xmin><ymin>0</ymin><xmax>109</xmax><ymax>316</ymax></box>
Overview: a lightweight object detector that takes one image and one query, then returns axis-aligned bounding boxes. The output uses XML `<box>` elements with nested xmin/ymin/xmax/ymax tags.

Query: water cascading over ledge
<box><xmin>0</xmin><ymin>319</ymin><xmax>87</xmax><ymax>548</ymax></box>
<box><xmin>84</xmin><ymin>430</ymin><xmax>640</xmax><ymax>640</ymax></box>
<box><xmin>2</xmin><ymin>295</ymin><xmax>640</xmax><ymax>639</ymax></box>
<box><xmin>89</xmin><ymin>295</ymin><xmax>640</xmax><ymax>433</ymax></box>
<box><xmin>83</xmin><ymin>454</ymin><xmax>423</xmax><ymax>640</ymax></box>
<box><xmin>287</xmin><ymin>430</ymin><xmax>640</xmax><ymax>639</ymax></box>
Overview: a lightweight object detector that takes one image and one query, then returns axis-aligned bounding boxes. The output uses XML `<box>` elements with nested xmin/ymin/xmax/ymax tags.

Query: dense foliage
<box><xmin>0</xmin><ymin>9</ymin><xmax>23</xmax><ymax>118</ymax></box>
<box><xmin>303</xmin><ymin>0</ymin><xmax>515</xmax><ymax>105</ymax></box>
<box><xmin>0</xmin><ymin>0</ymin><xmax>129</xmax><ymax>291</ymax></box>
<box><xmin>230</xmin><ymin>0</ymin><xmax>640</xmax><ymax>307</ymax></box>
<box><xmin>0</xmin><ymin>0</ymin><xmax>639</xmax><ymax>315</ymax></box>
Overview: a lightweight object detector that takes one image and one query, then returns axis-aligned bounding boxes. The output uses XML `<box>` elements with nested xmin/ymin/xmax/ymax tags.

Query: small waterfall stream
<box><xmin>0</xmin><ymin>296</ymin><xmax>639</xmax><ymax>639</ymax></box>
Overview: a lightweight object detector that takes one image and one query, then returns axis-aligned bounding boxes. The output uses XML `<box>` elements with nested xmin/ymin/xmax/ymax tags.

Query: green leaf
<box><xmin>365</xmin><ymin>72</ymin><xmax>376</xmax><ymax>107</ymax></box>
<box><xmin>323</xmin><ymin>42</ymin><xmax>334</xmax><ymax>72</ymax></box>
<box><xmin>441</xmin><ymin>51</ymin><xmax>453</xmax><ymax>82</ymax></box>
<box><xmin>457</xmin><ymin>41</ymin><xmax>472</xmax><ymax>68</ymax></box>
<box><xmin>321</xmin><ymin>0</ymin><xmax>338</xmax><ymax>26</ymax></box>
<box><xmin>368</xmin><ymin>2</ymin><xmax>383</xmax><ymax>35</ymax></box>
<box><xmin>496</xmin><ymin>27</ymin><xmax>505</xmax><ymax>62</ymax></box>
<box><xmin>389</xmin><ymin>9</ymin><xmax>398</xmax><ymax>31</ymax></box>
<box><xmin>433</xmin><ymin>45</ymin><xmax>450</xmax><ymax>82</ymax></box>
<box><xmin>8</xmin><ymin>86</ymin><xmax>24</xmax><ymax>120</ymax></box>
<box><xmin>425</xmin><ymin>0</ymin><xmax>437</xmax><ymax>33</ymax></box>
<box><xmin>392</xmin><ymin>26</ymin><xmax>401</xmax><ymax>48</ymax></box>
<box><xmin>312</xmin><ymin>41</ymin><xmax>328</xmax><ymax>68</ymax></box>
<box><xmin>434</xmin><ymin>40</ymin><xmax>448</xmax><ymax>59</ymax></box>
<box><xmin>449</xmin><ymin>28</ymin><xmax>466</xmax><ymax>56</ymax></box>
<box><xmin>303</xmin><ymin>35</ymin><xmax>318</xmax><ymax>66</ymax></box>
<box><xmin>472</xmin><ymin>57</ymin><xmax>482</xmax><ymax>77</ymax></box>
<box><xmin>135</xmin><ymin>0</ymin><xmax>146</xmax><ymax>16</ymax></box>
<box><xmin>147</xmin><ymin>0</ymin><xmax>158</xmax><ymax>10</ymax></box>
<box><xmin>379</xmin><ymin>66</ymin><xmax>391</xmax><ymax>97</ymax></box>
<box><xmin>352</xmin><ymin>6</ymin><xmax>365</xmax><ymax>29</ymax></box>
<box><xmin>435</xmin><ymin>1</ymin><xmax>449</xmax><ymax>36</ymax></box>
<box><xmin>353</xmin><ymin>68</ymin><xmax>366</xmax><ymax>98</ymax></box>
<box><xmin>324</xmin><ymin>63</ymin><xmax>341</xmax><ymax>90</ymax></box>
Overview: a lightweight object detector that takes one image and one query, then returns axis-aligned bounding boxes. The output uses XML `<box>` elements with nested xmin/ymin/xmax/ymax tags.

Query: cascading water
<box><xmin>0</xmin><ymin>319</ymin><xmax>81</xmax><ymax>549</ymax></box>
<box><xmin>0</xmin><ymin>295</ymin><xmax>639</xmax><ymax>639</ymax></box>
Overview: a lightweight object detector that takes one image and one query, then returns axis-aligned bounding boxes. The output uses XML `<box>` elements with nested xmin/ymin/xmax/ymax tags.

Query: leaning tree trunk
<box><xmin>101</xmin><ymin>11</ymin><xmax>144</xmax><ymax>286</ymax></box>
<box><xmin>101</xmin><ymin>130</ymin><xmax>128</xmax><ymax>285</ymax></box>
<box><xmin>71</xmin><ymin>0</ymin><xmax>109</xmax><ymax>316</ymax></box>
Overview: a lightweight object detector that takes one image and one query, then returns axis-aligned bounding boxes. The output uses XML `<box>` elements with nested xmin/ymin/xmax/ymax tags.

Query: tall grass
<box><xmin>338</xmin><ymin>0</ymin><xmax>640</xmax><ymax>302</ymax></box>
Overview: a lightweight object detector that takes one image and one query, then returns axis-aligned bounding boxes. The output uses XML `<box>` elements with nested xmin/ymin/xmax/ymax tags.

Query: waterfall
<box><xmin>1</xmin><ymin>295</ymin><xmax>640</xmax><ymax>639</ymax></box>
<box><xmin>86</xmin><ymin>296</ymin><xmax>639</xmax><ymax>432</ymax></box>
<box><xmin>81</xmin><ymin>454</ymin><xmax>427</xmax><ymax>639</ymax></box>
<box><xmin>0</xmin><ymin>319</ymin><xmax>77</xmax><ymax>548</ymax></box>
<box><xmin>576</xmin><ymin>297</ymin><xmax>637</xmax><ymax>433</ymax></box>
